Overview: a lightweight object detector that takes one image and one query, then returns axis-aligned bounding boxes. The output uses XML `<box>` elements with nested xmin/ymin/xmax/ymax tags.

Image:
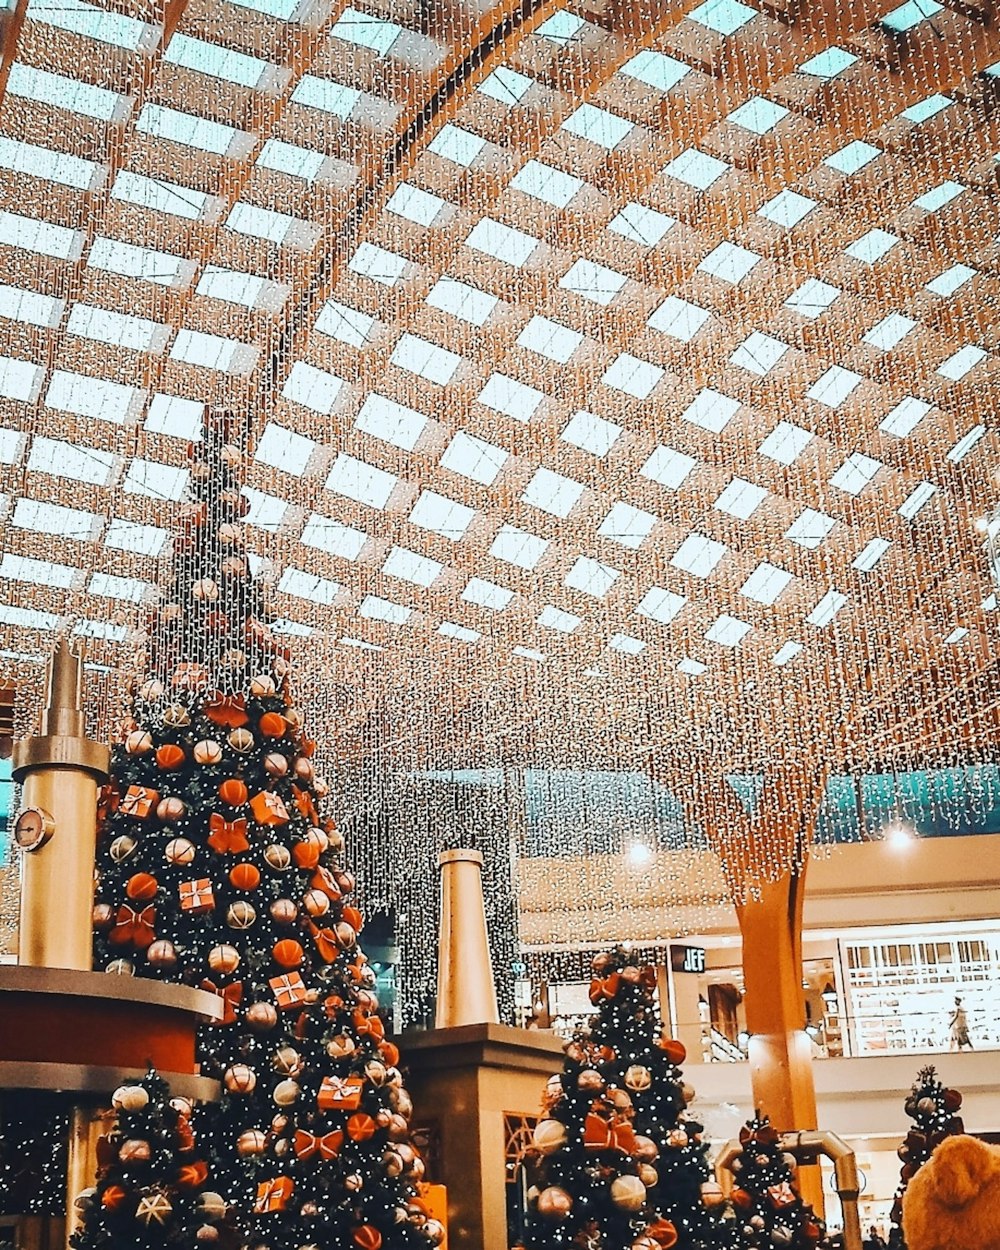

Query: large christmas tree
<box><xmin>887</xmin><ymin>1066</ymin><xmax>963</xmax><ymax>1249</ymax></box>
<box><xmin>725</xmin><ymin>1116</ymin><xmax>823</xmax><ymax>1250</ymax></box>
<box><xmin>89</xmin><ymin>413</ymin><xmax>437</xmax><ymax>1250</ymax></box>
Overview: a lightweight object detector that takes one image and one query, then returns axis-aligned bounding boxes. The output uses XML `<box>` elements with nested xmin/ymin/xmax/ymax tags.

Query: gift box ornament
<box><xmin>767</xmin><ymin>1182</ymin><xmax>798</xmax><ymax>1210</ymax></box>
<box><xmin>250</xmin><ymin>790</ymin><xmax>290</xmax><ymax>826</ymax></box>
<box><xmin>317</xmin><ymin>1075</ymin><xmax>364</xmax><ymax>1112</ymax></box>
<box><xmin>121</xmin><ymin>785</ymin><xmax>160</xmax><ymax>819</ymax></box>
<box><xmin>270</xmin><ymin>972</ymin><xmax>307</xmax><ymax>1010</ymax></box>
<box><xmin>254</xmin><ymin>1177</ymin><xmax>294</xmax><ymax>1213</ymax></box>
<box><xmin>180</xmin><ymin>879</ymin><xmax>215</xmax><ymax>914</ymax></box>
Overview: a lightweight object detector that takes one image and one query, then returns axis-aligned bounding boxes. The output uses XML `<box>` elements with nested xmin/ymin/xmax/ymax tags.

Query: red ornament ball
<box><xmin>272</xmin><ymin>939</ymin><xmax>304</xmax><ymax>969</ymax></box>
<box><xmin>229</xmin><ymin>863</ymin><xmax>260</xmax><ymax>891</ymax></box>
<box><xmin>155</xmin><ymin>744</ymin><xmax>185</xmax><ymax>771</ymax></box>
<box><xmin>219</xmin><ymin>779</ymin><xmax>248</xmax><ymax>807</ymax></box>
<box><xmin>126</xmin><ymin>873</ymin><xmax>158</xmax><ymax>901</ymax></box>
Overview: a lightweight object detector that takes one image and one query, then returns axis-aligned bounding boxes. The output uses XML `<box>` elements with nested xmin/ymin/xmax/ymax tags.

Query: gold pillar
<box><xmin>436</xmin><ymin>849</ymin><xmax>499</xmax><ymax>1029</ymax></box>
<box><xmin>12</xmin><ymin>640</ymin><xmax>109</xmax><ymax>971</ymax></box>
<box><xmin>63</xmin><ymin>1107</ymin><xmax>113</xmax><ymax>1243</ymax></box>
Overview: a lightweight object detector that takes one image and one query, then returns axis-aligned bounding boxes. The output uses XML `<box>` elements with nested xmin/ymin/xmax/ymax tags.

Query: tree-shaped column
<box><xmin>887</xmin><ymin>1066</ymin><xmax>963</xmax><ymax>1248</ymax></box>
<box><xmin>726</xmin><ymin>1116</ymin><xmax>823</xmax><ymax>1250</ymax></box>
<box><xmin>89</xmin><ymin>413</ymin><xmax>436</xmax><ymax>1250</ymax></box>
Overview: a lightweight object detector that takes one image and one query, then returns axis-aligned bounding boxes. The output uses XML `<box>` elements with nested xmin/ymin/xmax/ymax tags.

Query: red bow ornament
<box><xmin>588</xmin><ymin>972</ymin><xmax>621</xmax><ymax>1004</ymax></box>
<box><xmin>109</xmin><ymin>904</ymin><xmax>155</xmax><ymax>949</ymax></box>
<box><xmin>293</xmin><ymin>1129</ymin><xmax>345</xmax><ymax>1161</ymax></box>
<box><xmin>254</xmin><ymin>1177</ymin><xmax>293</xmax><ymax>1213</ymax></box>
<box><xmin>200</xmin><ymin>979</ymin><xmax>243</xmax><ymax>1026</ymax></box>
<box><xmin>208</xmin><ymin>814</ymin><xmax>249</xmax><ymax>855</ymax></box>
<box><xmin>317</xmin><ymin>1075</ymin><xmax>364</xmax><ymax>1112</ymax></box>
<box><xmin>311</xmin><ymin>924</ymin><xmax>339</xmax><ymax>964</ymax></box>
<box><xmin>291</xmin><ymin>785</ymin><xmax>317</xmax><ymax>822</ymax></box>
<box><xmin>310</xmin><ymin>866</ymin><xmax>342</xmax><ymax>901</ymax></box>
<box><xmin>204</xmin><ymin>691</ymin><xmax>248</xmax><ymax>728</ymax></box>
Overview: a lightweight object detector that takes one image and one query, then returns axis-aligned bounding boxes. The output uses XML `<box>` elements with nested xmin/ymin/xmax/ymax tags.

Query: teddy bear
<box><xmin>902</xmin><ymin>1133</ymin><xmax>1000</xmax><ymax>1250</ymax></box>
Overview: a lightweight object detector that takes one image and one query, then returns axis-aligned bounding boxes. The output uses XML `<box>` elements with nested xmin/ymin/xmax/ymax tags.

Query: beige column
<box><xmin>436</xmin><ymin>849</ymin><xmax>499</xmax><ymax>1028</ymax></box>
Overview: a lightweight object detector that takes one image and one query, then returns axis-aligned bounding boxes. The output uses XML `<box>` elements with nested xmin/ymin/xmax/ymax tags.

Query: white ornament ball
<box><xmin>532</xmin><ymin>1119</ymin><xmax>568</xmax><ymax>1156</ymax></box>
<box><xmin>193</xmin><ymin>739</ymin><xmax>223</xmax><ymax>766</ymax></box>
<box><xmin>273</xmin><ymin>1079</ymin><xmax>300</xmax><ymax>1107</ymax></box>
<box><xmin>197</xmin><ymin>1193</ymin><xmax>227</xmax><ymax>1223</ymax></box>
<box><xmin>126</xmin><ymin>730</ymin><xmax>153</xmax><ymax>755</ymax></box>
<box><xmin>139</xmin><ymin>680</ymin><xmax>164</xmax><ymax>701</ymax></box>
<box><xmin>157</xmin><ymin>796</ymin><xmax>187</xmax><ymax>823</ymax></box>
<box><xmin>111</xmin><ymin>1084</ymin><xmax>149</xmax><ymax>1112</ymax></box>
<box><xmin>250</xmin><ymin>675</ymin><xmax>276</xmax><ymax>698</ymax></box>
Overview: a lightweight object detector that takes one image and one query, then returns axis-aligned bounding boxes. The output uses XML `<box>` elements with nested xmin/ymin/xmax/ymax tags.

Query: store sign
<box><xmin>671</xmin><ymin>945</ymin><xmax>706</xmax><ymax>974</ymax></box>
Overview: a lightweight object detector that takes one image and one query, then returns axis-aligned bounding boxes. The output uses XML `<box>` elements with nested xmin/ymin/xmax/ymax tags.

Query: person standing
<box><xmin>949</xmin><ymin>996</ymin><xmax>973</xmax><ymax>1050</ymax></box>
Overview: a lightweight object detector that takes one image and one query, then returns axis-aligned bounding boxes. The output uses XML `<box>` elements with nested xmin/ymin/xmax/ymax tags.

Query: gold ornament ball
<box><xmin>633</xmin><ymin>1135</ymin><xmax>659</xmax><ymax>1163</ymax></box>
<box><xmin>681</xmin><ymin>1082</ymin><xmax>696</xmax><ymax>1105</ymax></box>
<box><xmin>126</xmin><ymin>730</ymin><xmax>153</xmax><ymax>755</ymax></box>
<box><xmin>344</xmin><ymin>1174</ymin><xmax>364</xmax><ymax>1194</ymax></box>
<box><xmin>208</xmin><ymin>944</ymin><xmax>240</xmax><ymax>975</ymax></box>
<box><xmin>163</xmin><ymin>704</ymin><xmax>191</xmax><ymax>729</ymax></box>
<box><xmin>269</xmin><ymin>899</ymin><xmax>297</xmax><ymax>925</ymax></box>
<box><xmin>193</xmin><ymin>740</ymin><xmax>223</xmax><ymax>766</ymax></box>
<box><xmin>224</xmin><ymin>1064</ymin><xmax>256</xmax><ymax>1094</ymax></box>
<box><xmin>218</xmin><ymin>521</ymin><xmax>242</xmax><ymax>543</ymax></box>
<box><xmin>197</xmin><ymin>1193</ymin><xmax>227</xmax><ymax>1223</ymax></box>
<box><xmin>146</xmin><ymin>939</ymin><xmax>178</xmax><ymax>969</ymax></box>
<box><xmin>424</xmin><ymin>1219</ymin><xmax>446</xmax><ymax>1246</ymax></box>
<box><xmin>389</xmin><ymin>1088</ymin><xmax>413</xmax><ymax>1119</ymax></box>
<box><xmin>666</xmin><ymin>1128</ymin><xmax>689</xmax><ymax>1148</ymax></box>
<box><xmin>621</xmin><ymin>965</ymin><xmax>642</xmax><ymax>984</ymax></box>
<box><xmin>293</xmin><ymin>757</ymin><xmax>314</xmax><ymax>783</ymax></box>
<box><xmin>383</xmin><ymin>1151</ymin><xmax>404</xmax><ymax>1177</ymax></box>
<box><xmin>387</xmin><ymin>1114</ymin><xmax>409</xmax><ymax>1141</ymax></box>
<box><xmin>625</xmin><ymin>1065</ymin><xmax>652</xmax><ymax>1092</ymax></box>
<box><xmin>577</xmin><ymin>1069</ymin><xmax>604</xmax><ymax>1092</ymax></box>
<box><xmin>111</xmin><ymin>1085</ymin><xmax>149</xmax><ymax>1112</ymax></box>
<box><xmin>327</xmin><ymin>827</ymin><xmax>344</xmax><ymax>853</ymax></box>
<box><xmin>93</xmin><ymin>903</ymin><xmax>114</xmax><ymax>930</ymax></box>
<box><xmin>139</xmin><ymin>679</ymin><xmax>164</xmax><ymax>701</ymax></box>
<box><xmin>637</xmin><ymin>1163</ymin><xmax>658</xmax><ymax>1188</ymax></box>
<box><xmin>302</xmin><ymin>889</ymin><xmax>329</xmax><ymax>917</ymax></box>
<box><xmin>273</xmin><ymin>1079</ymin><xmax>300</xmax><ymax>1106</ymax></box>
<box><xmin>165</xmin><ymin>838</ymin><xmax>195</xmax><ymax>866</ymax></box>
<box><xmin>304</xmin><ymin>826</ymin><xmax>326</xmax><ymax>853</ymax></box>
<box><xmin>701</xmin><ymin>1181</ymin><xmax>726</xmax><ymax>1209</ymax></box>
<box><xmin>272</xmin><ymin>1046</ymin><xmax>301</xmax><ymax>1075</ymax></box>
<box><xmin>633</xmin><ymin>1238</ymin><xmax>660</xmax><ymax>1250</ymax></box>
<box><xmin>250</xmin><ymin>675</ymin><xmax>276</xmax><ymax>697</ymax></box>
<box><xmin>196</xmin><ymin>1226</ymin><xmax>219</xmax><ymax>1243</ymax></box>
<box><xmin>264</xmin><ymin>845</ymin><xmax>291</xmax><ymax>872</ymax></box>
<box><xmin>119</xmin><ymin>1138</ymin><xmax>152</xmax><ymax>1164</ymax></box>
<box><xmin>228</xmin><ymin>728</ymin><xmax>255</xmax><ymax>754</ymax></box>
<box><xmin>284</xmin><ymin>707</ymin><xmax>303</xmax><ymax>730</ymax></box>
<box><xmin>536</xmin><ymin>1187</ymin><xmax>573</xmax><ymax>1220</ymax></box>
<box><xmin>246</xmin><ymin>1002</ymin><xmax>278</xmax><ymax>1032</ymax></box>
<box><xmin>610</xmin><ymin>1175</ymin><xmax>646</xmax><ymax>1212</ymax></box>
<box><xmin>326</xmin><ymin>1034</ymin><xmax>356</xmax><ymax>1060</ymax></box>
<box><xmin>169</xmin><ymin>1097</ymin><xmax>193</xmax><ymax>1119</ymax></box>
<box><xmin>192</xmin><ymin>578</ymin><xmax>219</xmax><ymax>602</ymax></box>
<box><xmin>364</xmin><ymin>1060</ymin><xmax>387</xmax><ymax>1086</ymax></box>
<box><xmin>158</xmin><ymin>797</ymin><xmax>187</xmax><ymax>823</ymax></box>
<box><xmin>237</xmin><ymin>1129</ymin><xmax>267</xmax><ymax>1157</ymax></box>
<box><xmin>314</xmin><ymin>778</ymin><xmax>330</xmax><ymax>799</ymax></box>
<box><xmin>263</xmin><ymin>752</ymin><xmax>287</xmax><ymax>777</ymax></box>
<box><xmin>608</xmin><ymin>1088</ymin><xmax>633</xmax><ymax>1113</ymax></box>
<box><xmin>334</xmin><ymin>922</ymin><xmax>356</xmax><ymax>950</ymax></box>
<box><xmin>532</xmin><ymin>1119</ymin><xmax>568</xmax><ymax>1156</ymax></box>
<box><xmin>105</xmin><ymin>959</ymin><xmax>133</xmax><ymax>976</ymax></box>
<box><xmin>110</xmin><ymin>835</ymin><xmax>137</xmax><ymax>863</ymax></box>
<box><xmin>227</xmin><ymin>901</ymin><xmax>257</xmax><ymax>930</ymax></box>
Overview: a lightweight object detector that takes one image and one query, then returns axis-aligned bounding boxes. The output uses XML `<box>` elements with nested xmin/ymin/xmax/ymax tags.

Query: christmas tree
<box><xmin>0</xmin><ymin>1096</ymin><xmax>69</xmax><ymax>1220</ymax></box>
<box><xmin>887</xmin><ymin>1066</ymin><xmax>963</xmax><ymax>1248</ymax></box>
<box><xmin>71</xmin><ymin>1069</ymin><xmax>219</xmax><ymax>1249</ymax></box>
<box><xmin>89</xmin><ymin>413</ymin><xmax>437</xmax><ymax>1250</ymax></box>
<box><xmin>725</xmin><ymin>1116</ymin><xmax>823</xmax><ymax>1250</ymax></box>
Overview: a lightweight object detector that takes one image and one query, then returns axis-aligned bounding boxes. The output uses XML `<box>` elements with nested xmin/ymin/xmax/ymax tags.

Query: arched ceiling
<box><xmin>0</xmin><ymin>0</ymin><xmax>997</xmax><ymax>780</ymax></box>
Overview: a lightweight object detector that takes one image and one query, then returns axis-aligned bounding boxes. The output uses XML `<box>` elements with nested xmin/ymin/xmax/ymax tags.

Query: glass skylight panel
<box><xmin>28</xmin><ymin>0</ymin><xmax>152</xmax><ymax>48</ymax></box>
<box><xmin>428</xmin><ymin>125</ymin><xmax>486</xmax><ymax>167</ymax></box>
<box><xmin>516</xmin><ymin>646</ymin><xmax>547</xmax><ymax>663</ymax></box>
<box><xmin>464</xmin><ymin>218</ymin><xmax>539</xmax><ymax>266</ymax></box>
<box><xmin>846</xmin><ymin>229</ymin><xmax>899</xmax><ymax>264</ymax></box>
<box><xmin>759</xmin><ymin>421</ymin><xmax>813</xmax><ymax>464</ymax></box>
<box><xmin>0</xmin><ymin>211</ymin><xmax>81</xmax><ymax>260</ymax></box>
<box><xmin>477</xmin><ymin>373</ymin><xmax>544</xmax><ymax>422</ymax></box>
<box><xmin>521</xmin><ymin>467</ymin><xmax>585</xmax><ymax>517</ymax></box>
<box><xmin>641</xmin><ymin>446</ymin><xmax>697</xmax><ymax>489</ymax></box>
<box><xmin>88</xmin><ymin>237</ymin><xmax>188</xmax><ymax>288</ymax></box>
<box><xmin>536</xmin><ymin>10</ymin><xmax>584</xmax><ymax>42</ymax></box>
<box><xmin>0</xmin><ymin>604</ymin><xmax>59</xmax><ymax>631</ymax></box>
<box><xmin>385</xmin><ymin>183</ymin><xmax>446</xmax><ymax>226</ymax></box>
<box><xmin>282</xmin><ymin>362</ymin><xmax>345</xmax><ymax>415</ymax></box>
<box><xmin>863</xmin><ymin>312</ymin><xmax>916</xmax><ymax>350</ymax></box>
<box><xmin>226</xmin><ymin>203</ymin><xmax>302</xmax><ymax>246</ymax></box>
<box><xmin>607</xmin><ymin>203</ymin><xmax>676</xmax><ymax>246</ymax></box>
<box><xmin>477</xmin><ymin>66</ymin><xmax>533</xmax><ymax>105</ymax></box>
<box><xmin>937</xmin><ymin>345</ymin><xmax>986</xmax><ymax>380</ymax></box>
<box><xmin>68</xmin><ymin>301</ymin><xmax>164</xmax><ymax>353</ymax></box>
<box><xmin>197</xmin><ymin>266</ymin><xmax>276</xmax><ymax>309</ymax></box>
<box><xmin>741</xmin><ymin>562</ymin><xmax>793</xmax><ymax>605</ymax></box>
<box><xmin>300</xmin><ymin>514</ymin><xmax>367</xmax><ymax>559</ymax></box>
<box><xmin>879</xmin><ymin>396</ymin><xmax>931</xmax><ymax>438</ymax></box>
<box><xmin>27</xmin><ymin>437</ymin><xmax>113</xmax><ymax>484</ymax></box>
<box><xmin>772</xmin><ymin>641</ymin><xmax>803</xmax><ymax>666</ymax></box>
<box><xmin>489</xmin><ymin>525</ymin><xmax>548</xmax><ymax>570</ymax></box>
<box><xmin>538</xmin><ymin>605</ymin><xmax>581</xmax><ymax>633</ymax></box>
<box><xmin>229</xmin><ymin>0</ymin><xmax>301</xmax><ymax>20</ymax></box>
<box><xmin>6</xmin><ymin>64</ymin><xmax>126</xmax><ymax>121</ymax></box>
<box><xmin>671</xmin><ymin>533</ymin><xmax>727</xmax><ymax>578</ymax></box>
<box><xmin>409</xmin><ymin>490</ymin><xmax>475</xmax><ymax>540</ymax></box>
<box><xmin>681</xmin><ymin>388</ymin><xmax>740</xmax><ymax>434</ymax></box>
<box><xmin>104</xmin><ymin>519</ymin><xmax>168</xmax><ymax>555</ymax></box>
<box><xmin>71</xmin><ymin>620</ymin><xmax>124</xmax><ymax>644</ymax></box>
<box><xmin>560</xmin><ymin>259</ymin><xmax>626</xmax><ymax>307</ymax></box>
<box><xmin>254</xmin><ymin>423</ymin><xmax>315</xmax><ymax>475</ymax></box>
<box><xmin>340</xmin><ymin>636</ymin><xmax>382</xmax><ymax>651</ymax></box>
<box><xmin>898</xmin><ymin>481</ymin><xmax>937</xmax><ymax>519</ymax></box>
<box><xmin>689</xmin><ymin>0</ymin><xmax>757</xmax><ymax>30</ymax></box>
<box><xmin>926</xmin><ymin>264</ymin><xmax>976</xmax><ymax>297</ymax></box>
<box><xmin>0</xmin><ymin>136</ymin><xmax>100</xmax><ymax>189</ymax></box>
<box><xmin>355</xmin><ymin>393</ymin><xmax>426</xmax><ymax>450</ymax></box>
<box><xmin>241</xmin><ymin>488</ymin><xmax>288</xmax><ymax>533</ymax></box>
<box><xmin>0</xmin><ymin>428</ymin><xmax>23</xmax><ymax>464</ymax></box>
<box><xmin>902</xmin><ymin>94</ymin><xmax>951</xmax><ymax>123</ymax></box>
<box><xmin>598</xmin><ymin>502</ymin><xmax>657</xmax><ymax>549</ymax></box>
<box><xmin>698</xmin><ymin>241</ymin><xmax>760</xmax><ymax>284</ymax></box>
<box><xmin>112</xmin><ymin>170</ymin><xmax>208</xmax><ymax>222</ymax></box>
<box><xmin>123</xmin><ymin>459</ymin><xmax>189</xmax><ymax>501</ymax></box>
<box><xmin>785</xmin><ymin>508</ymin><xmax>836</xmax><ymax>548</ymax></box>
<box><xmin>619</xmin><ymin>49</ymin><xmax>689</xmax><ymax>91</ymax></box>
<box><xmin>705</xmin><ymin>614</ymin><xmax>750</xmax><ymax>647</ymax></box>
<box><xmin>136</xmin><ymin>104</ymin><xmax>240</xmax><ymax>156</ymax></box>
<box><xmin>715</xmin><ymin>477</ymin><xmax>768</xmax><ymax>519</ymax></box>
<box><xmin>517</xmin><ymin>316</ymin><xmax>583</xmax><ymax>364</ymax></box>
<box><xmin>602</xmin><ymin>354</ymin><xmax>663</xmax><ymax>399</ymax></box>
<box><xmin>757</xmin><ymin>190</ymin><xmax>817</xmax><ymax>228</ymax></box>
<box><xmin>943</xmin><ymin>627</ymin><xmax>968</xmax><ymax>645</ymax></box>
<box><xmin>881</xmin><ymin>0</ymin><xmax>942</xmax><ymax>30</ymax></box>
<box><xmin>914</xmin><ymin>181</ymin><xmax>964</xmax><ymax>212</ymax></box>
<box><xmin>636</xmin><ymin>586</ymin><xmax>687</xmax><ymax>625</ymax></box>
<box><xmin>0</xmin><ymin>284</ymin><xmax>61</xmax><ymax>328</ymax></box>
<box><xmin>277</xmin><ymin>568</ymin><xmax>341</xmax><ymax>605</ymax></box>
<box><xmin>784</xmin><ymin>278</ymin><xmax>840</xmax><ymax>318</ymax></box>
<box><xmin>0</xmin><ymin>356</ymin><xmax>42</xmax><ymax>403</ymax></box>
<box><xmin>824</xmin><ymin>141</ymin><xmax>881</xmax><ymax>175</ymax></box>
<box><xmin>947</xmin><ymin>424</ymin><xmax>986</xmax><ymax>463</ymax></box>
<box><xmin>390</xmin><ymin>334</ymin><xmax>462</xmax><ymax>385</ymax></box>
<box><xmin>291</xmin><ymin>75</ymin><xmax>361</xmax><ymax>120</ymax></box>
<box><xmin>330</xmin><ymin>7</ymin><xmax>402</xmax><ymax>55</ymax></box>
<box><xmin>164</xmin><ymin>35</ymin><xmax>272</xmax><ymax>90</ymax></box>
<box><xmin>145</xmin><ymin>394</ymin><xmax>203</xmax><ymax>441</ymax></box>
<box><xmin>359</xmin><ymin>596</ymin><xmax>411</xmax><ymax>626</ymax></box>
<box><xmin>829</xmin><ymin>452</ymin><xmax>881</xmax><ymax>495</ymax></box>
<box><xmin>438</xmin><ymin>621</ymin><xmax>481</xmax><ymax>642</ymax></box>
<box><xmin>730</xmin><ymin>331</ymin><xmax>788</xmax><ymax>376</ymax></box>
<box><xmin>88</xmin><ymin>572</ymin><xmax>152</xmax><ymax>603</ymax></box>
<box><xmin>171</xmin><ymin>330</ymin><xmax>254</xmax><ymax>374</ymax></box>
<box><xmin>511</xmin><ymin>160</ymin><xmax>583</xmax><ymax>208</ymax></box>
<box><xmin>663</xmin><ymin>149</ymin><xmax>730</xmax><ymax>191</ymax></box>
<box><xmin>807</xmin><ymin>365</ymin><xmax>862</xmax><ymax>408</ymax></box>
<box><xmin>349</xmin><ymin>242</ymin><xmax>408</xmax><ymax>287</ymax></box>
<box><xmin>314</xmin><ymin>298</ymin><xmax>375</xmax><ymax>348</ymax></box>
<box><xmin>561</xmin><ymin>104</ymin><xmax>634</xmax><ymax>150</ymax></box>
<box><xmin>799</xmin><ymin>47</ymin><xmax>857</xmax><ymax>78</ymax></box>
<box><xmin>440</xmin><ymin>431</ymin><xmax>507</xmax><ymax>485</ymax></box>
<box><xmin>561</xmin><ymin>410</ymin><xmax>621</xmax><ymax>456</ymax></box>
<box><xmin>382</xmin><ymin>546</ymin><xmax>443</xmax><ymax>588</ymax></box>
<box><xmin>983</xmin><ymin>594</ymin><xmax>998</xmax><ymax>612</ymax></box>
<box><xmin>648</xmin><ymin>295</ymin><xmax>710</xmax><ymax>341</ymax></box>
<box><xmin>609</xmin><ymin>634</ymin><xmax>645</xmax><ymax>655</ymax></box>
<box><xmin>806</xmin><ymin>588</ymin><xmax>848</xmax><ymax>627</ymax></box>
<box><xmin>853</xmin><ymin>537</ymin><xmax>891</xmax><ymax>571</ymax></box>
<box><xmin>426</xmin><ymin>277</ymin><xmax>498</xmax><ymax>325</ymax></box>
<box><xmin>565</xmin><ymin>557</ymin><xmax>619</xmax><ymax>599</ymax></box>
<box><xmin>256</xmin><ymin>140</ymin><xmax>325</xmax><ymax>182</ymax></box>
<box><xmin>727</xmin><ymin>98</ymin><xmax>788</xmax><ymax>135</ymax></box>
<box><xmin>461</xmin><ymin>578</ymin><xmax>513</xmax><ymax>610</ymax></box>
<box><xmin>325</xmin><ymin>453</ymin><xmax>397</xmax><ymax>509</ymax></box>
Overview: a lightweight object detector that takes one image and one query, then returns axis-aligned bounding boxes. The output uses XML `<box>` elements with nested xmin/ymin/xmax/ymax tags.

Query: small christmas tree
<box><xmin>71</xmin><ymin>1069</ymin><xmax>218</xmax><ymax>1249</ymax></box>
<box><xmin>89</xmin><ymin>414</ymin><xmax>436</xmax><ymax>1250</ymax></box>
<box><xmin>726</xmin><ymin>1116</ymin><xmax>823</xmax><ymax>1250</ymax></box>
<box><xmin>887</xmin><ymin>1066</ymin><xmax>963</xmax><ymax>1248</ymax></box>
<box><xmin>0</xmin><ymin>1096</ymin><xmax>69</xmax><ymax>1219</ymax></box>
